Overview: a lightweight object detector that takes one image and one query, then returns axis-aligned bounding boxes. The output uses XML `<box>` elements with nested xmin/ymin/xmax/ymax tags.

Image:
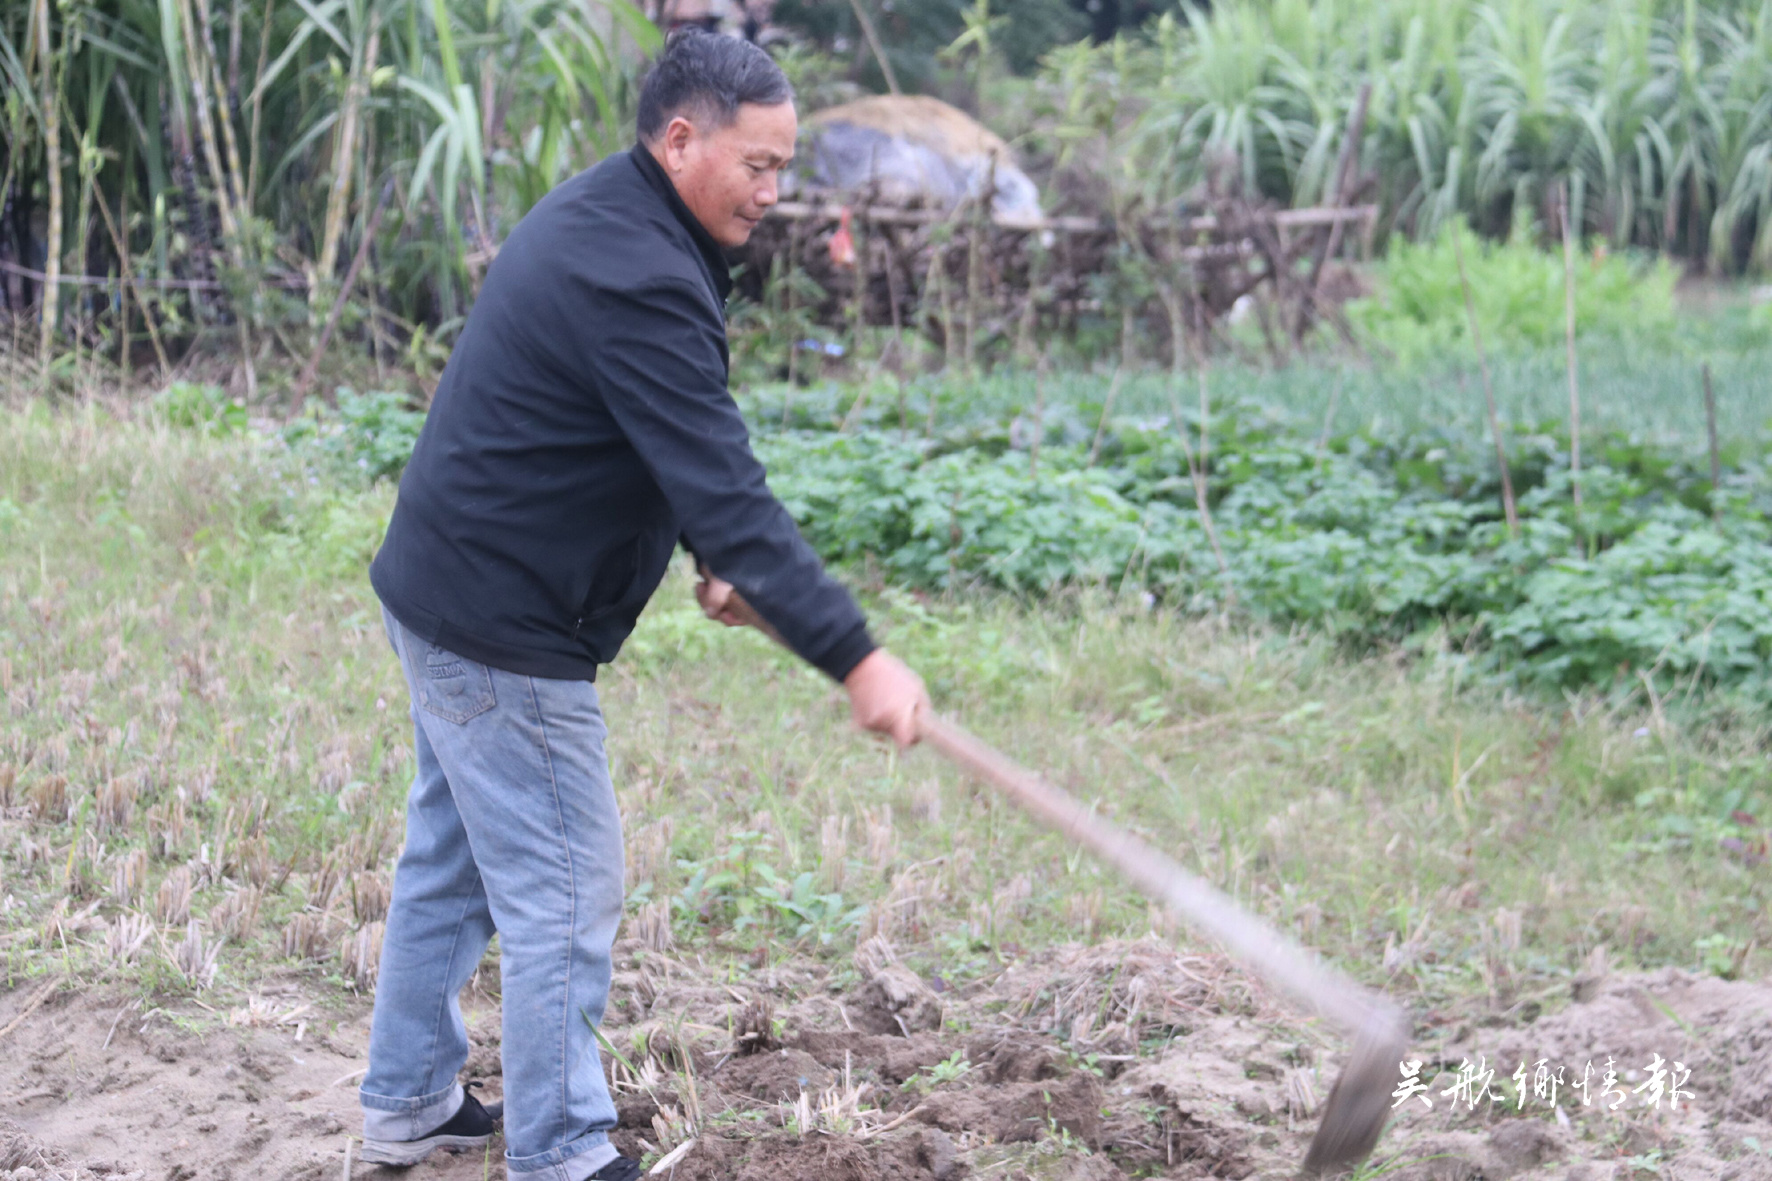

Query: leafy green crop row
<box><xmin>757</xmin><ymin>411</ymin><xmax>1772</xmax><ymax>700</ymax></box>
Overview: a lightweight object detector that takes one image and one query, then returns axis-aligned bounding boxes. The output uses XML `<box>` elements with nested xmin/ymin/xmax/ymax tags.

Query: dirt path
<box><xmin>2</xmin><ymin>941</ymin><xmax>1769</xmax><ymax>1181</ymax></box>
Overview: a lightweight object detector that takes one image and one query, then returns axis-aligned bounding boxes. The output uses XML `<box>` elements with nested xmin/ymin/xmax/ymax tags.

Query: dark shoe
<box><xmin>359</xmin><ymin>1084</ymin><xmax>500</xmax><ymax>1167</ymax></box>
<box><xmin>589</xmin><ymin>1156</ymin><xmax>643</xmax><ymax>1181</ymax></box>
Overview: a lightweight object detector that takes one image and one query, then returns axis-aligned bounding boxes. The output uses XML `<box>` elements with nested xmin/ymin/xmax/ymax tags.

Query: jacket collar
<box><xmin>629</xmin><ymin>145</ymin><xmax>734</xmax><ymax>303</ymax></box>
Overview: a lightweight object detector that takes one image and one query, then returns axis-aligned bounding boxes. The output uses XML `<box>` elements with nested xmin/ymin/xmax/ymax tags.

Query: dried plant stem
<box><xmin>881</xmin><ymin>226</ymin><xmax>904</xmax><ymax>372</ymax></box>
<box><xmin>1171</xmin><ymin>369</ymin><xmax>1229</xmax><ymax>579</ymax></box>
<box><xmin>0</xmin><ymin>976</ymin><xmax>61</xmax><ymax>1042</ymax></box>
<box><xmin>784</xmin><ymin>227</ymin><xmax>799</xmax><ymax>404</ymax></box>
<box><xmin>1017</xmin><ymin>247</ymin><xmax>1043</xmax><ymax>366</ymax></box>
<box><xmin>849</xmin><ymin>205</ymin><xmax>867</xmax><ymax>360</ymax></box>
<box><xmin>936</xmin><ymin>241</ymin><xmax>959</xmax><ymax>371</ymax></box>
<box><xmin>1703</xmin><ymin>362</ymin><xmax>1720</xmax><ymax>521</ymax></box>
<box><xmin>964</xmin><ymin>221</ymin><xmax>982</xmax><ymax>373</ymax></box>
<box><xmin>1452</xmin><ymin>228</ymin><xmax>1519</xmax><ymax>537</ymax></box>
<box><xmin>1560</xmin><ymin>183</ymin><xmax>1582</xmax><ymax>518</ymax></box>
<box><xmin>846</xmin><ymin>0</ymin><xmax>901</xmax><ymax>95</ymax></box>
<box><xmin>93</xmin><ymin>188</ymin><xmax>172</xmax><ymax>380</ymax></box>
<box><xmin>1087</xmin><ymin>364</ymin><xmax>1124</xmax><ymax>469</ymax></box>
<box><xmin>293</xmin><ymin>179</ymin><xmax>395</xmax><ymax>410</ymax></box>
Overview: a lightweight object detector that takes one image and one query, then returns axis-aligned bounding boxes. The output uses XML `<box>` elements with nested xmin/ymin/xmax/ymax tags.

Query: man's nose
<box><xmin>755</xmin><ymin>173</ymin><xmax>779</xmax><ymax>208</ymax></box>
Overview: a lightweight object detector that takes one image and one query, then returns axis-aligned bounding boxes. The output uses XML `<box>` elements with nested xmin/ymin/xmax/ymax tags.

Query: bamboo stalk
<box><xmin>1452</xmin><ymin>228</ymin><xmax>1519</xmax><ymax>537</ymax></box>
<box><xmin>36</xmin><ymin>0</ymin><xmax>64</xmax><ymax>358</ymax></box>
<box><xmin>1028</xmin><ymin>357</ymin><xmax>1046</xmax><ymax>479</ymax></box>
<box><xmin>317</xmin><ymin>16</ymin><xmax>381</xmax><ymax>294</ymax></box>
<box><xmin>198</xmin><ymin>0</ymin><xmax>257</xmax><ymax>398</ymax></box>
<box><xmin>1560</xmin><ymin>182</ymin><xmax>1582</xmax><ymax>518</ymax></box>
<box><xmin>194</xmin><ymin>0</ymin><xmax>248</xmax><ymax>219</ymax></box>
<box><xmin>227</xmin><ymin>0</ymin><xmax>244</xmax><ymax>99</ymax></box>
<box><xmin>246</xmin><ymin>0</ymin><xmax>274</xmax><ymax>210</ymax></box>
<box><xmin>73</xmin><ymin>123</ymin><xmax>97</xmax><ymax>335</ymax></box>
<box><xmin>175</xmin><ymin>0</ymin><xmax>242</xmax><ymax>250</ymax></box>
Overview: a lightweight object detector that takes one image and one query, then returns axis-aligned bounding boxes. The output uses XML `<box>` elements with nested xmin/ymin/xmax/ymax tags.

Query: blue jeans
<box><xmin>362</xmin><ymin>607</ymin><xmax>623</xmax><ymax>1180</ymax></box>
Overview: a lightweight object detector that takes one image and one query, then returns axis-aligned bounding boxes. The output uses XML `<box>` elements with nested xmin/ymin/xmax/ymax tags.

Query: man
<box><xmin>358</xmin><ymin>30</ymin><xmax>929</xmax><ymax>1181</ymax></box>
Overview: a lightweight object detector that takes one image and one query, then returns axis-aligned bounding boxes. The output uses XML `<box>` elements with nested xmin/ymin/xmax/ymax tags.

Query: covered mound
<box><xmin>803</xmin><ymin>95</ymin><xmax>1042</xmax><ymax>221</ymax></box>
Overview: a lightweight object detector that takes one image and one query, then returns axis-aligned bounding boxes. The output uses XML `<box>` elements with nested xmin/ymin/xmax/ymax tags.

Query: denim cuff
<box><xmin>507</xmin><ymin>1131</ymin><xmax>616</xmax><ymax>1180</ymax></box>
<box><xmin>360</xmin><ymin>1080</ymin><xmax>462</xmax><ymax>1141</ymax></box>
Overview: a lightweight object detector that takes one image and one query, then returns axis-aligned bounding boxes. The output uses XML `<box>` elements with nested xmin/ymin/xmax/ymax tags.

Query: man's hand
<box><xmin>844</xmin><ymin>649</ymin><xmax>929</xmax><ymax>749</ymax></box>
<box><xmin>694</xmin><ymin>567</ymin><xmax>748</xmax><ymax>628</ymax></box>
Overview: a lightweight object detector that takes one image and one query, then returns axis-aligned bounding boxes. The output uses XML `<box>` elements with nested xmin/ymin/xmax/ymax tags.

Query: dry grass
<box><xmin>0</xmin><ymin>396</ymin><xmax>1766</xmax><ymax>1016</ymax></box>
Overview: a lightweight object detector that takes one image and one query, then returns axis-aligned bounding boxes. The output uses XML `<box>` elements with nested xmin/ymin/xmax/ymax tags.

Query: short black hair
<box><xmin>636</xmin><ymin>29</ymin><xmax>794</xmax><ymax>144</ymax></box>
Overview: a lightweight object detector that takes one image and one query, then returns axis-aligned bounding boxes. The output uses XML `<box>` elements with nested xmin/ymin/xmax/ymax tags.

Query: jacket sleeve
<box><xmin>580</xmin><ymin>276</ymin><xmax>876</xmax><ymax>682</ymax></box>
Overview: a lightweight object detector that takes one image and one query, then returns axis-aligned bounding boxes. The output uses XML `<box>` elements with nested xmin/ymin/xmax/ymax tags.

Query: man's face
<box><xmin>653</xmin><ymin>101</ymin><xmax>797</xmax><ymax>248</ymax></box>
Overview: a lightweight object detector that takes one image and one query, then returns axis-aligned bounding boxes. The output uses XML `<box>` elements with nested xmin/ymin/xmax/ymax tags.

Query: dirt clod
<box><xmin>853</xmin><ymin>965</ymin><xmax>944</xmax><ymax>1036</ymax></box>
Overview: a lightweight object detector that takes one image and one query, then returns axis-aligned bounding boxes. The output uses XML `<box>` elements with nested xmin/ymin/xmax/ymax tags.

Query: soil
<box><xmin>1</xmin><ymin>940</ymin><xmax>1769</xmax><ymax>1181</ymax></box>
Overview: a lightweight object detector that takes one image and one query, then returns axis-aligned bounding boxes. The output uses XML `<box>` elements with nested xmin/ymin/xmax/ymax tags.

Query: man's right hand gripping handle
<box><xmin>697</xmin><ymin>565</ymin><xmax>928</xmax><ymax>748</ymax></box>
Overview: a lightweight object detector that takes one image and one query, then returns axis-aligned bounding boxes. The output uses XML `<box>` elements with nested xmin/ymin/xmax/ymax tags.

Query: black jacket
<box><xmin>370</xmin><ymin>147</ymin><xmax>875</xmax><ymax>682</ymax></box>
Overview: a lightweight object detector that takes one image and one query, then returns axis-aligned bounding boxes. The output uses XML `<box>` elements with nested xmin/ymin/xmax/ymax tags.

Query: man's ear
<box><xmin>660</xmin><ymin>114</ymin><xmax>697</xmax><ymax>172</ymax></box>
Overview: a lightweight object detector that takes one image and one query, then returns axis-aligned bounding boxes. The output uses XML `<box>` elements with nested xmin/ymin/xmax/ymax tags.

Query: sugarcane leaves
<box><xmin>399</xmin><ymin>75</ymin><xmax>481</xmax><ymax>229</ymax></box>
<box><xmin>250</xmin><ymin>0</ymin><xmax>343</xmax><ymax>100</ymax></box>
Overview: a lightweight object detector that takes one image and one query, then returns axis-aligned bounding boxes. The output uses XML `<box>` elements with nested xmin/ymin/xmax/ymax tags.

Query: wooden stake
<box><xmin>1703</xmin><ymin>362</ymin><xmax>1720</xmax><ymax>521</ymax></box>
<box><xmin>1452</xmin><ymin>228</ymin><xmax>1519</xmax><ymax>536</ymax></box>
<box><xmin>1560</xmin><ymin>182</ymin><xmax>1582</xmax><ymax>517</ymax></box>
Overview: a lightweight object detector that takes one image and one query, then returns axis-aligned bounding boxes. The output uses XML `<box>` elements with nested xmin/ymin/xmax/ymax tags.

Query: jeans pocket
<box><xmin>416</xmin><ymin>644</ymin><xmax>497</xmax><ymax>724</ymax></box>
